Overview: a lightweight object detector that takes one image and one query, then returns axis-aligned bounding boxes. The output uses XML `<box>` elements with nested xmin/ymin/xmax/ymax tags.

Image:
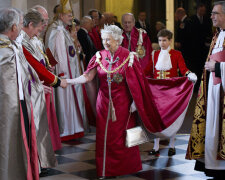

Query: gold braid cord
<box><xmin>0</xmin><ymin>38</ymin><xmax>10</xmax><ymax>48</ymax></box>
<box><xmin>96</xmin><ymin>55</ymin><xmax>130</xmax><ymax>74</ymax></box>
<box><xmin>186</xmin><ymin>33</ymin><xmax>218</xmax><ymax>160</ymax></box>
<box><xmin>218</xmin><ymin>41</ymin><xmax>225</xmax><ymax>160</ymax></box>
<box><xmin>218</xmin><ymin>88</ymin><xmax>225</xmax><ymax>159</ymax></box>
<box><xmin>37</xmin><ymin>45</ymin><xmax>51</xmax><ymax>68</ymax></box>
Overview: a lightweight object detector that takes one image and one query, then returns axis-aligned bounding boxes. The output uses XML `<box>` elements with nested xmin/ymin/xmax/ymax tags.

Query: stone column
<box><xmin>71</xmin><ymin>0</ymin><xmax>81</xmax><ymax>20</ymax></box>
<box><xmin>166</xmin><ymin>0</ymin><xmax>174</xmax><ymax>48</ymax></box>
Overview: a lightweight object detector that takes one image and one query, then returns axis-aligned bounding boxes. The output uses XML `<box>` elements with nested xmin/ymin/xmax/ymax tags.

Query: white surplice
<box><xmin>45</xmin><ymin>20</ymin><xmax>88</xmax><ymax>137</ymax></box>
<box><xmin>205</xmin><ymin>30</ymin><xmax>225</xmax><ymax>170</ymax></box>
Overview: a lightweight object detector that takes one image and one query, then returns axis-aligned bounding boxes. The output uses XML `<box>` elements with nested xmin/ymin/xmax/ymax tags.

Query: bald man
<box><xmin>77</xmin><ymin>16</ymin><xmax>98</xmax><ymax>120</ymax></box>
<box><xmin>77</xmin><ymin>16</ymin><xmax>96</xmax><ymax>66</ymax></box>
<box><xmin>32</xmin><ymin>5</ymin><xmax>49</xmax><ymax>37</ymax></box>
<box><xmin>175</xmin><ymin>7</ymin><xmax>192</xmax><ymax>70</ymax></box>
<box><xmin>121</xmin><ymin>13</ymin><xmax>152</xmax><ymax>69</ymax></box>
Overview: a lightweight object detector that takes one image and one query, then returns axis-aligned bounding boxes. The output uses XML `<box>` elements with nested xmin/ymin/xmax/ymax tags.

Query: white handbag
<box><xmin>125</xmin><ymin>113</ymin><xmax>149</xmax><ymax>148</ymax></box>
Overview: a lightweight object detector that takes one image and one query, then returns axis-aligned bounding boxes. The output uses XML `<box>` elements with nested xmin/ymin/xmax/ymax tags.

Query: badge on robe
<box><xmin>136</xmin><ymin>44</ymin><xmax>146</xmax><ymax>58</ymax></box>
<box><xmin>69</xmin><ymin>46</ymin><xmax>75</xmax><ymax>57</ymax></box>
<box><xmin>113</xmin><ymin>73</ymin><xmax>123</xmax><ymax>84</ymax></box>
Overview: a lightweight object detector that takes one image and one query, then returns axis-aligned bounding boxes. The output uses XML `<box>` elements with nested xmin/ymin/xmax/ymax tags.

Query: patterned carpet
<box><xmin>40</xmin><ymin>133</ymin><xmax>210</xmax><ymax>180</ymax></box>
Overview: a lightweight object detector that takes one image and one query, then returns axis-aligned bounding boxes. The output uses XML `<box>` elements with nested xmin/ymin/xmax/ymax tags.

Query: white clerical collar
<box><xmin>155</xmin><ymin>46</ymin><xmax>172</xmax><ymax>71</ymax></box>
<box><xmin>181</xmin><ymin>15</ymin><xmax>187</xmax><ymax>22</ymax></box>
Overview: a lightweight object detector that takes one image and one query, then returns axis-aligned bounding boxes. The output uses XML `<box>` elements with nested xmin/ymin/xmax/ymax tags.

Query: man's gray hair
<box><xmin>101</xmin><ymin>25</ymin><xmax>124</xmax><ymax>45</ymax></box>
<box><xmin>121</xmin><ymin>13</ymin><xmax>135</xmax><ymax>23</ymax></box>
<box><xmin>80</xmin><ymin>16</ymin><xmax>92</xmax><ymax>26</ymax></box>
<box><xmin>23</xmin><ymin>9</ymin><xmax>43</xmax><ymax>27</ymax></box>
<box><xmin>0</xmin><ymin>8</ymin><xmax>20</xmax><ymax>33</ymax></box>
<box><xmin>32</xmin><ymin>5</ymin><xmax>48</xmax><ymax>14</ymax></box>
<box><xmin>214</xmin><ymin>1</ymin><xmax>225</xmax><ymax>13</ymax></box>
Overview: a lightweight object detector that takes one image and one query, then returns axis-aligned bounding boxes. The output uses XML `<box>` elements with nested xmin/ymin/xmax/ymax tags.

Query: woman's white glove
<box><xmin>130</xmin><ymin>101</ymin><xmax>137</xmax><ymax>113</ymax></box>
<box><xmin>66</xmin><ymin>75</ymin><xmax>87</xmax><ymax>85</ymax></box>
<box><xmin>187</xmin><ymin>72</ymin><xmax>197</xmax><ymax>83</ymax></box>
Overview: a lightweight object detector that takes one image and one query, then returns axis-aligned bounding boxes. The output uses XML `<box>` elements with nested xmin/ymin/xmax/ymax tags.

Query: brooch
<box><xmin>69</xmin><ymin>45</ymin><xmax>75</xmax><ymax>57</ymax></box>
<box><xmin>113</xmin><ymin>73</ymin><xmax>123</xmax><ymax>84</ymax></box>
<box><xmin>136</xmin><ymin>44</ymin><xmax>146</xmax><ymax>58</ymax></box>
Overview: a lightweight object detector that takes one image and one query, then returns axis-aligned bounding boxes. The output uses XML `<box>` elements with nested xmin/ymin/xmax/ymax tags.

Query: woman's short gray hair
<box><xmin>0</xmin><ymin>8</ymin><xmax>20</xmax><ymax>33</ymax></box>
<box><xmin>101</xmin><ymin>25</ymin><xmax>124</xmax><ymax>45</ymax></box>
<box><xmin>23</xmin><ymin>9</ymin><xmax>43</xmax><ymax>27</ymax></box>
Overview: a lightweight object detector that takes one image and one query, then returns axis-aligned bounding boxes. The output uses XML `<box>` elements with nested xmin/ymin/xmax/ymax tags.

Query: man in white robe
<box><xmin>45</xmin><ymin>3</ymin><xmax>88</xmax><ymax>138</ymax></box>
<box><xmin>186</xmin><ymin>1</ymin><xmax>225</xmax><ymax>179</ymax></box>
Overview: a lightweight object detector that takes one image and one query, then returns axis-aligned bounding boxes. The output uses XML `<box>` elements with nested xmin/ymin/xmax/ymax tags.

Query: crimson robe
<box><xmin>85</xmin><ymin>46</ymin><xmax>193</xmax><ymax>177</ymax></box>
<box><xmin>85</xmin><ymin>46</ymin><xmax>164</xmax><ymax>177</ymax></box>
<box><xmin>122</xmin><ymin>27</ymin><xmax>152</xmax><ymax>69</ymax></box>
<box><xmin>89</xmin><ymin>26</ymin><xmax>103</xmax><ymax>51</ymax></box>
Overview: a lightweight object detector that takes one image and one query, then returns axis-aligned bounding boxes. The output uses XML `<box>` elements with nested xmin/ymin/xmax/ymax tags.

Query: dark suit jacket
<box><xmin>190</xmin><ymin>14</ymin><xmax>212</xmax><ymax>59</ymax></box>
<box><xmin>176</xmin><ymin>16</ymin><xmax>193</xmax><ymax>59</ymax></box>
<box><xmin>135</xmin><ymin>20</ymin><xmax>151</xmax><ymax>39</ymax></box>
<box><xmin>77</xmin><ymin>28</ymin><xmax>97</xmax><ymax>66</ymax></box>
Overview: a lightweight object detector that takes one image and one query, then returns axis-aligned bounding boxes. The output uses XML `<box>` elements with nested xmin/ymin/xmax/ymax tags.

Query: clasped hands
<box><xmin>205</xmin><ymin>60</ymin><xmax>216</xmax><ymax>72</ymax></box>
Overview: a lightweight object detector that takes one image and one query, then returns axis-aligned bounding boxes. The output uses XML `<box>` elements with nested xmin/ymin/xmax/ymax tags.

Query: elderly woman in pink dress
<box><xmin>66</xmin><ymin>24</ymin><xmax>159</xmax><ymax>178</ymax></box>
<box><xmin>67</xmin><ymin>25</ymin><xmax>193</xmax><ymax>178</ymax></box>
<box><xmin>66</xmin><ymin>24</ymin><xmax>195</xmax><ymax>179</ymax></box>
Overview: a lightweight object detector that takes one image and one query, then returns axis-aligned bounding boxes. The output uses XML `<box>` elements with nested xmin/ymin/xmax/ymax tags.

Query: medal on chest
<box><xmin>112</xmin><ymin>73</ymin><xmax>123</xmax><ymax>84</ymax></box>
<box><xmin>136</xmin><ymin>44</ymin><xmax>146</xmax><ymax>58</ymax></box>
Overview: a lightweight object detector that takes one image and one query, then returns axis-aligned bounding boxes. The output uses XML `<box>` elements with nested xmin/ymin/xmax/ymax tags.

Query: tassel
<box><xmin>111</xmin><ymin>100</ymin><xmax>116</xmax><ymax>122</ymax></box>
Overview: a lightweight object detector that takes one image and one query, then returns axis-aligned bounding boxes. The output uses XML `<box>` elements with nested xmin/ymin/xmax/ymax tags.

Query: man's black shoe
<box><xmin>148</xmin><ymin>149</ymin><xmax>160</xmax><ymax>157</ymax></box>
<box><xmin>168</xmin><ymin>148</ymin><xmax>176</xmax><ymax>156</ymax></box>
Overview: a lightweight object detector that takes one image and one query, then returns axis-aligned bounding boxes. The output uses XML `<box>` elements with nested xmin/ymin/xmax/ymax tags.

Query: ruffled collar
<box><xmin>155</xmin><ymin>46</ymin><xmax>172</xmax><ymax>71</ymax></box>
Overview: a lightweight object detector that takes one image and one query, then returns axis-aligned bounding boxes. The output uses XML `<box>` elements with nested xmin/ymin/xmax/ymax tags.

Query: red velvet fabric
<box><xmin>89</xmin><ymin>26</ymin><xmax>103</xmax><ymax>51</ymax></box>
<box><xmin>20</xmin><ymin>102</ymin><xmax>39</xmax><ymax>180</ymax></box>
<box><xmin>45</xmin><ymin>89</ymin><xmax>62</xmax><ymax>151</ymax></box>
<box><xmin>84</xmin><ymin>46</ymin><xmax>193</xmax><ymax>177</ymax></box>
<box><xmin>122</xmin><ymin>27</ymin><xmax>153</xmax><ymax>69</ymax></box>
<box><xmin>146</xmin><ymin>77</ymin><xmax>193</xmax><ymax>130</ymax></box>
<box><xmin>61</xmin><ymin>132</ymin><xmax>84</xmax><ymax>141</ymax></box>
<box><xmin>20</xmin><ymin>104</ymin><xmax>39</xmax><ymax>180</ymax></box>
<box><xmin>85</xmin><ymin>46</ymin><xmax>142</xmax><ymax>177</ymax></box>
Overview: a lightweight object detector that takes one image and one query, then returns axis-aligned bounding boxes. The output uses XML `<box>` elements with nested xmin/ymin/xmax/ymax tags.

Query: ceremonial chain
<box><xmin>0</xmin><ymin>38</ymin><xmax>10</xmax><ymax>48</ymax></box>
<box><xmin>37</xmin><ymin>46</ymin><xmax>51</xmax><ymax>67</ymax></box>
<box><xmin>96</xmin><ymin>55</ymin><xmax>130</xmax><ymax>74</ymax></box>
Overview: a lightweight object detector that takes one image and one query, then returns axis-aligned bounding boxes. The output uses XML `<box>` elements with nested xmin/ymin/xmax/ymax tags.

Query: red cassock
<box><xmin>144</xmin><ymin>49</ymin><xmax>190</xmax><ymax>78</ymax></box>
<box><xmin>89</xmin><ymin>26</ymin><xmax>103</xmax><ymax>51</ymax></box>
<box><xmin>85</xmin><ymin>46</ymin><xmax>193</xmax><ymax>177</ymax></box>
<box><xmin>122</xmin><ymin>27</ymin><xmax>153</xmax><ymax>69</ymax></box>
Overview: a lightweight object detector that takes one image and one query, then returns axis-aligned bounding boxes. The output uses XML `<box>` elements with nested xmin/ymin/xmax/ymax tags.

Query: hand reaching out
<box><xmin>60</xmin><ymin>79</ymin><xmax>68</xmax><ymax>88</ymax></box>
